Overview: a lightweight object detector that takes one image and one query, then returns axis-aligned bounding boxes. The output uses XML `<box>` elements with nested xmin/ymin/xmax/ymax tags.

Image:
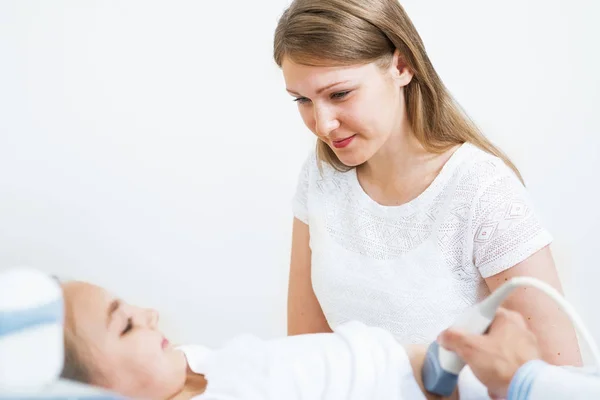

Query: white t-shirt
<box><xmin>179</xmin><ymin>321</ymin><xmax>489</xmax><ymax>400</ymax></box>
<box><xmin>293</xmin><ymin>142</ymin><xmax>552</xmax><ymax>343</ymax></box>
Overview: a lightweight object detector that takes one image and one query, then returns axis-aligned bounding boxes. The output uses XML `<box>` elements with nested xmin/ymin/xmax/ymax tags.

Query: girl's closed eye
<box><xmin>122</xmin><ymin>318</ymin><xmax>133</xmax><ymax>335</ymax></box>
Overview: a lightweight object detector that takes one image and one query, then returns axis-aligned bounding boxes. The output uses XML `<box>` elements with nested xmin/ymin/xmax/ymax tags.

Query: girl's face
<box><xmin>62</xmin><ymin>281</ymin><xmax>187</xmax><ymax>399</ymax></box>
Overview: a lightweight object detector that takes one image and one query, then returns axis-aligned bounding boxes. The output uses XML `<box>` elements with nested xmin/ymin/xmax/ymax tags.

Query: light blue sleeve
<box><xmin>508</xmin><ymin>360</ymin><xmax>600</xmax><ymax>400</ymax></box>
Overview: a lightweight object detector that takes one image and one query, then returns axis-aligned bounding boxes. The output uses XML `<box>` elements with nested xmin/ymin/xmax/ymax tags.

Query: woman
<box><xmin>59</xmin><ymin>280</ymin><xmax>488</xmax><ymax>399</ymax></box>
<box><xmin>274</xmin><ymin>0</ymin><xmax>581</xmax><ymax>365</ymax></box>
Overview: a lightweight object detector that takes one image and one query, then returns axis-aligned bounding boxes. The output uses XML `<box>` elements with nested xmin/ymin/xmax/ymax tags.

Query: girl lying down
<box><xmin>60</xmin><ymin>281</ymin><xmax>489</xmax><ymax>400</ymax></box>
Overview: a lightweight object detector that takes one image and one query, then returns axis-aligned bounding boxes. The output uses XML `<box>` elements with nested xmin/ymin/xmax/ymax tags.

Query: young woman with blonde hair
<box><xmin>274</xmin><ymin>0</ymin><xmax>581</xmax><ymax>366</ymax></box>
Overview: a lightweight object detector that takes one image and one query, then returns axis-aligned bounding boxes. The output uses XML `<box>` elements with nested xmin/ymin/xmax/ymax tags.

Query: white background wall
<box><xmin>1</xmin><ymin>0</ymin><xmax>599</xmax><ymax>359</ymax></box>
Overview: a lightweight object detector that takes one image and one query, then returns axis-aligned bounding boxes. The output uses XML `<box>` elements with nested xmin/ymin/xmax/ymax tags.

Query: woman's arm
<box><xmin>287</xmin><ymin>217</ymin><xmax>332</xmax><ymax>335</ymax></box>
<box><xmin>484</xmin><ymin>246</ymin><xmax>582</xmax><ymax>366</ymax></box>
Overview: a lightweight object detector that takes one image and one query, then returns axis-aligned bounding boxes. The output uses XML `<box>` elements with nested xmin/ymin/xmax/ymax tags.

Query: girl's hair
<box><xmin>60</xmin><ymin>329</ymin><xmax>92</xmax><ymax>383</ymax></box>
<box><xmin>57</xmin><ymin>278</ymin><xmax>94</xmax><ymax>384</ymax></box>
<box><xmin>273</xmin><ymin>0</ymin><xmax>523</xmax><ymax>183</ymax></box>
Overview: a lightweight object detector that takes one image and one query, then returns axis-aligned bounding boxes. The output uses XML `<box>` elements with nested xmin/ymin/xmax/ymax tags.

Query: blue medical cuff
<box><xmin>507</xmin><ymin>360</ymin><xmax>547</xmax><ymax>400</ymax></box>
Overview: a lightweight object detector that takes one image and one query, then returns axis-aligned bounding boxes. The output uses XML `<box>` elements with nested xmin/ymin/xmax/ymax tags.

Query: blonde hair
<box><xmin>273</xmin><ymin>0</ymin><xmax>523</xmax><ymax>183</ymax></box>
<box><xmin>59</xmin><ymin>280</ymin><xmax>96</xmax><ymax>384</ymax></box>
<box><xmin>61</xmin><ymin>328</ymin><xmax>92</xmax><ymax>383</ymax></box>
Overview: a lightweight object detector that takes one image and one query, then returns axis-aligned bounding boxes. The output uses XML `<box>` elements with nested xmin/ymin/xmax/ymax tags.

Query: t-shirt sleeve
<box><xmin>469</xmin><ymin>162</ymin><xmax>553</xmax><ymax>278</ymax></box>
<box><xmin>292</xmin><ymin>153</ymin><xmax>315</xmax><ymax>225</ymax></box>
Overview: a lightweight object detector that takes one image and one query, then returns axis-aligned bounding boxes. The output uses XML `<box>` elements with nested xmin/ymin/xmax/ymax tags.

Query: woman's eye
<box><xmin>293</xmin><ymin>97</ymin><xmax>310</xmax><ymax>104</ymax></box>
<box><xmin>331</xmin><ymin>91</ymin><xmax>350</xmax><ymax>100</ymax></box>
<box><xmin>122</xmin><ymin>318</ymin><xmax>133</xmax><ymax>335</ymax></box>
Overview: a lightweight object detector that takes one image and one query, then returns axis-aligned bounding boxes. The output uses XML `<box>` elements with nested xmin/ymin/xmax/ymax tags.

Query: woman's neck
<box><xmin>358</xmin><ymin>127</ymin><xmax>437</xmax><ymax>186</ymax></box>
<box><xmin>356</xmin><ymin>125</ymin><xmax>460</xmax><ymax>206</ymax></box>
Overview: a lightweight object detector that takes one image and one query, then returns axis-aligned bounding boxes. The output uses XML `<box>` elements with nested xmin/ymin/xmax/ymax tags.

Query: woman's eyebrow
<box><xmin>286</xmin><ymin>80</ymin><xmax>352</xmax><ymax>96</ymax></box>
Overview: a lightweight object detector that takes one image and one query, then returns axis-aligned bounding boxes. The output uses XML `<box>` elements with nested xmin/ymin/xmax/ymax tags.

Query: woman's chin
<box><xmin>335</xmin><ymin>151</ymin><xmax>367</xmax><ymax>168</ymax></box>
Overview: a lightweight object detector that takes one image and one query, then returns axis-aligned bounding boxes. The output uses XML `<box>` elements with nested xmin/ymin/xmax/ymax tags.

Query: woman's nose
<box><xmin>314</xmin><ymin>106</ymin><xmax>340</xmax><ymax>138</ymax></box>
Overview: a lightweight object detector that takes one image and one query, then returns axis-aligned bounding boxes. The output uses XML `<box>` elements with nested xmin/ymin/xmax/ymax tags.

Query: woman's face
<box><xmin>62</xmin><ymin>281</ymin><xmax>187</xmax><ymax>399</ymax></box>
<box><xmin>281</xmin><ymin>51</ymin><xmax>413</xmax><ymax>167</ymax></box>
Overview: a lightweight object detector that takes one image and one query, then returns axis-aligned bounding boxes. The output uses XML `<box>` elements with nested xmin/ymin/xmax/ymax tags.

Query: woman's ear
<box><xmin>390</xmin><ymin>49</ymin><xmax>414</xmax><ymax>87</ymax></box>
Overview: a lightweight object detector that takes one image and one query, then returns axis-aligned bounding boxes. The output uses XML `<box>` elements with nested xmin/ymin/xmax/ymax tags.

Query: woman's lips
<box><xmin>332</xmin><ymin>135</ymin><xmax>356</xmax><ymax>149</ymax></box>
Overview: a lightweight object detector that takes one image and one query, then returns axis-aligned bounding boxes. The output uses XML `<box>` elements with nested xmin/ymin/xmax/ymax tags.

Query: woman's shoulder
<box><xmin>298</xmin><ymin>150</ymin><xmax>318</xmax><ymax>173</ymax></box>
<box><xmin>456</xmin><ymin>142</ymin><xmax>523</xmax><ymax>189</ymax></box>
